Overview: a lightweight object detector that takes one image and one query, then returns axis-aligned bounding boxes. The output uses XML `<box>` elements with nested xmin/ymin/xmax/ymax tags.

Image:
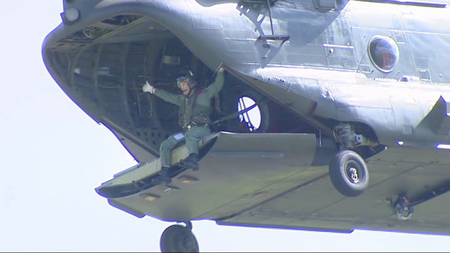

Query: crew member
<box><xmin>142</xmin><ymin>66</ymin><xmax>225</xmax><ymax>184</ymax></box>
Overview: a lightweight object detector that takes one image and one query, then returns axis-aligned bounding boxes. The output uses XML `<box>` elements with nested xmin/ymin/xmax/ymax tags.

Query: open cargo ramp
<box><xmin>96</xmin><ymin>132</ymin><xmax>329</xmax><ymax>223</ymax></box>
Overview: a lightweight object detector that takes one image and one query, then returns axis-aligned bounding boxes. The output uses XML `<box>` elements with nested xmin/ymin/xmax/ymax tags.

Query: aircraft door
<box><xmin>322</xmin><ymin>17</ymin><xmax>356</xmax><ymax>70</ymax></box>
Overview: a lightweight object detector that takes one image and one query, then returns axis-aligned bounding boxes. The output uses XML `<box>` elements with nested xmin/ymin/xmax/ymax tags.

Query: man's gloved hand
<box><xmin>216</xmin><ymin>63</ymin><xmax>225</xmax><ymax>73</ymax></box>
<box><xmin>142</xmin><ymin>81</ymin><xmax>154</xmax><ymax>94</ymax></box>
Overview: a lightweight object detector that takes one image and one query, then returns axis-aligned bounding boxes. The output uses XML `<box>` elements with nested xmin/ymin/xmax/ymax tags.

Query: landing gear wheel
<box><xmin>329</xmin><ymin>150</ymin><xmax>369</xmax><ymax>197</ymax></box>
<box><xmin>160</xmin><ymin>224</ymin><xmax>199</xmax><ymax>253</ymax></box>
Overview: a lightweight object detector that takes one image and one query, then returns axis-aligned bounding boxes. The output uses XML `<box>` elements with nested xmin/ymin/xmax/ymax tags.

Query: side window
<box><xmin>368</xmin><ymin>35</ymin><xmax>400</xmax><ymax>73</ymax></box>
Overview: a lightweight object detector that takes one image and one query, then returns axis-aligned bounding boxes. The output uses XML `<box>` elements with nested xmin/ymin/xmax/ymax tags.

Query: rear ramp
<box><xmin>96</xmin><ymin>132</ymin><xmax>324</xmax><ymax>221</ymax></box>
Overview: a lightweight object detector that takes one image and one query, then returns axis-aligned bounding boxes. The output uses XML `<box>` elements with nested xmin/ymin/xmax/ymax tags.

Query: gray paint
<box><xmin>43</xmin><ymin>0</ymin><xmax>450</xmax><ymax>240</ymax></box>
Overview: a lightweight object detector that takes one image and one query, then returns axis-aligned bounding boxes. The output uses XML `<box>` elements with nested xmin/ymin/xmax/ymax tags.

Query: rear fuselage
<box><xmin>43</xmin><ymin>0</ymin><xmax>450</xmax><ymax>160</ymax></box>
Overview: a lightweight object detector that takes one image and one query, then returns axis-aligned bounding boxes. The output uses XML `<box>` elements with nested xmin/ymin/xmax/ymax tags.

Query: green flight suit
<box><xmin>154</xmin><ymin>72</ymin><xmax>224</xmax><ymax>167</ymax></box>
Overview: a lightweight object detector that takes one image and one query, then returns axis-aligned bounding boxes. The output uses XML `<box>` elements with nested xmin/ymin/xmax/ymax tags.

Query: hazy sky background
<box><xmin>1</xmin><ymin>1</ymin><xmax>450</xmax><ymax>252</ymax></box>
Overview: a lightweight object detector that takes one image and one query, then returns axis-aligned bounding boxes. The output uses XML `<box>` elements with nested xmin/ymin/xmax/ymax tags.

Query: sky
<box><xmin>1</xmin><ymin>1</ymin><xmax>450</xmax><ymax>252</ymax></box>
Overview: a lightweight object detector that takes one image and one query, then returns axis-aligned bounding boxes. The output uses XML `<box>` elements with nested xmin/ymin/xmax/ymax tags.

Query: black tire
<box><xmin>329</xmin><ymin>150</ymin><xmax>369</xmax><ymax>197</ymax></box>
<box><xmin>160</xmin><ymin>224</ymin><xmax>199</xmax><ymax>253</ymax></box>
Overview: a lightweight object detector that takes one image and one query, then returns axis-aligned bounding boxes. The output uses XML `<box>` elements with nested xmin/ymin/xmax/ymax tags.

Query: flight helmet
<box><xmin>176</xmin><ymin>70</ymin><xmax>196</xmax><ymax>89</ymax></box>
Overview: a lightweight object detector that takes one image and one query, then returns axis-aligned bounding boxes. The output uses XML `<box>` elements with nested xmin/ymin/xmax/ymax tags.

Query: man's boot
<box><xmin>184</xmin><ymin>153</ymin><xmax>199</xmax><ymax>171</ymax></box>
<box><xmin>160</xmin><ymin>166</ymin><xmax>172</xmax><ymax>184</ymax></box>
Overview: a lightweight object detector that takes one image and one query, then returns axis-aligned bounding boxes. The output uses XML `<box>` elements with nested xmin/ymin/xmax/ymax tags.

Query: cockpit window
<box><xmin>368</xmin><ymin>36</ymin><xmax>399</xmax><ymax>73</ymax></box>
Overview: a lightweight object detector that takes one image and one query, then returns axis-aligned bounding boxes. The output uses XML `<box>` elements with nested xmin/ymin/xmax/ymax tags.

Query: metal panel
<box><xmin>99</xmin><ymin>132</ymin><xmax>318</xmax><ymax>221</ymax></box>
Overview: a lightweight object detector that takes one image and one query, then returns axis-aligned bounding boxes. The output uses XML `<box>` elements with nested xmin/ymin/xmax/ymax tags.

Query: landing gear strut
<box><xmin>329</xmin><ymin>123</ymin><xmax>374</xmax><ymax>197</ymax></box>
<box><xmin>329</xmin><ymin>150</ymin><xmax>369</xmax><ymax>197</ymax></box>
<box><xmin>160</xmin><ymin>222</ymin><xmax>199</xmax><ymax>253</ymax></box>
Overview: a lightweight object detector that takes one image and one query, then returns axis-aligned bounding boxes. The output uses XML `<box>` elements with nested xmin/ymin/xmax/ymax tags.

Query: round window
<box><xmin>368</xmin><ymin>36</ymin><xmax>399</xmax><ymax>73</ymax></box>
<box><xmin>237</xmin><ymin>96</ymin><xmax>261</xmax><ymax>132</ymax></box>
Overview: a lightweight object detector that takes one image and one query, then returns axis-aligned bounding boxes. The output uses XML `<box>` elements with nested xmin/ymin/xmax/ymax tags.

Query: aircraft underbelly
<box><xmin>219</xmin><ymin>146</ymin><xmax>450</xmax><ymax>235</ymax></box>
<box><xmin>99</xmin><ymin>132</ymin><xmax>450</xmax><ymax>235</ymax></box>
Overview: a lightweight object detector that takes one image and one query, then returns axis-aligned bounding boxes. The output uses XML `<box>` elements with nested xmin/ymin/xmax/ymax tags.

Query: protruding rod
<box><xmin>267</xmin><ymin>0</ymin><xmax>274</xmax><ymax>35</ymax></box>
